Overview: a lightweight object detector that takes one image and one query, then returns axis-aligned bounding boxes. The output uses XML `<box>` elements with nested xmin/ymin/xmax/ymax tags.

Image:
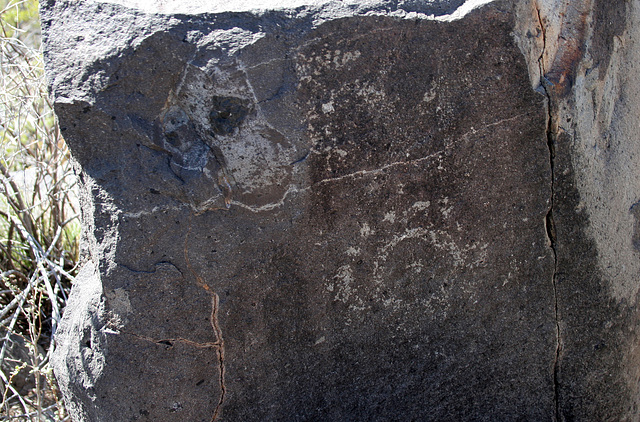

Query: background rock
<box><xmin>40</xmin><ymin>0</ymin><xmax>640</xmax><ymax>420</ymax></box>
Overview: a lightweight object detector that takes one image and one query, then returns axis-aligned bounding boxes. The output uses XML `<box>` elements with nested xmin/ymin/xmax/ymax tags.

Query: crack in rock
<box><xmin>125</xmin><ymin>333</ymin><xmax>222</xmax><ymax>349</ymax></box>
<box><xmin>536</xmin><ymin>6</ymin><xmax>561</xmax><ymax>421</ymax></box>
<box><xmin>184</xmin><ymin>213</ymin><xmax>226</xmax><ymax>421</ymax></box>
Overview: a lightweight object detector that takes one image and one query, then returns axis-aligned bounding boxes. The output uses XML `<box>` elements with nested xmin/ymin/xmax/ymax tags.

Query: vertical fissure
<box><xmin>536</xmin><ymin>7</ymin><xmax>561</xmax><ymax>422</ymax></box>
<box><xmin>210</xmin><ymin>293</ymin><xmax>226</xmax><ymax>422</ymax></box>
<box><xmin>184</xmin><ymin>214</ymin><xmax>226</xmax><ymax>421</ymax></box>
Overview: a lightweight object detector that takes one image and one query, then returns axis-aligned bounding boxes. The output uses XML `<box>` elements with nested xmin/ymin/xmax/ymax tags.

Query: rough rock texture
<box><xmin>40</xmin><ymin>0</ymin><xmax>640</xmax><ymax>420</ymax></box>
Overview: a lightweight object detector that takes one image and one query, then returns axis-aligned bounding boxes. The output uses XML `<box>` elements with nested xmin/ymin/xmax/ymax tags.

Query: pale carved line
<box><xmin>233</xmin><ymin>110</ymin><xmax>532</xmax><ymax>213</ymax></box>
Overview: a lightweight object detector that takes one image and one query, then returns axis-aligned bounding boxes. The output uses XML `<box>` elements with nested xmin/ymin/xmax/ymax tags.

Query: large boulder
<box><xmin>41</xmin><ymin>0</ymin><xmax>640</xmax><ymax>420</ymax></box>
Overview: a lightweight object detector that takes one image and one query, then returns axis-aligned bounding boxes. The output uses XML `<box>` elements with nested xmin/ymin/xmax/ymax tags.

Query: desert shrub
<box><xmin>0</xmin><ymin>0</ymin><xmax>77</xmax><ymax>420</ymax></box>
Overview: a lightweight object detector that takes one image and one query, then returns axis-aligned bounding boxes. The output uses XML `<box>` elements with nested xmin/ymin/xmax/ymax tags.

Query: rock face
<box><xmin>40</xmin><ymin>0</ymin><xmax>640</xmax><ymax>420</ymax></box>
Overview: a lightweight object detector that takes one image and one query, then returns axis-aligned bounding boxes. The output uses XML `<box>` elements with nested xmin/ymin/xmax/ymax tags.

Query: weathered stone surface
<box><xmin>40</xmin><ymin>0</ymin><xmax>640</xmax><ymax>420</ymax></box>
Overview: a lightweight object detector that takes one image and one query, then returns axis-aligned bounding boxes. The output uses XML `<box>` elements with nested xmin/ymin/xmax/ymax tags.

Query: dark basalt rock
<box><xmin>40</xmin><ymin>0</ymin><xmax>640</xmax><ymax>420</ymax></box>
<box><xmin>209</xmin><ymin>96</ymin><xmax>251</xmax><ymax>136</ymax></box>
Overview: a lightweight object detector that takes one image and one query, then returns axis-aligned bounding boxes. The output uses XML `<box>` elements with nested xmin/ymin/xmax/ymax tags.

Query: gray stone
<box><xmin>40</xmin><ymin>0</ymin><xmax>640</xmax><ymax>420</ymax></box>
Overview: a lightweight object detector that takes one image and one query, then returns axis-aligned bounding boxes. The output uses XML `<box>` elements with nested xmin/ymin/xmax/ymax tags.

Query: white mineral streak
<box><xmin>434</xmin><ymin>0</ymin><xmax>497</xmax><ymax>22</ymax></box>
<box><xmin>97</xmin><ymin>0</ymin><xmax>497</xmax><ymax>22</ymax></box>
<box><xmin>231</xmin><ymin>111</ymin><xmax>530</xmax><ymax>214</ymax></box>
<box><xmin>121</xmin><ymin>205</ymin><xmax>188</xmax><ymax>219</ymax></box>
<box><xmin>231</xmin><ymin>151</ymin><xmax>445</xmax><ymax>213</ymax></box>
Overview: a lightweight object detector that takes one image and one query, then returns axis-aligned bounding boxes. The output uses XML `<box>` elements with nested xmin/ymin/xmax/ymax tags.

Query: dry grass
<box><xmin>0</xmin><ymin>0</ymin><xmax>78</xmax><ymax>420</ymax></box>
